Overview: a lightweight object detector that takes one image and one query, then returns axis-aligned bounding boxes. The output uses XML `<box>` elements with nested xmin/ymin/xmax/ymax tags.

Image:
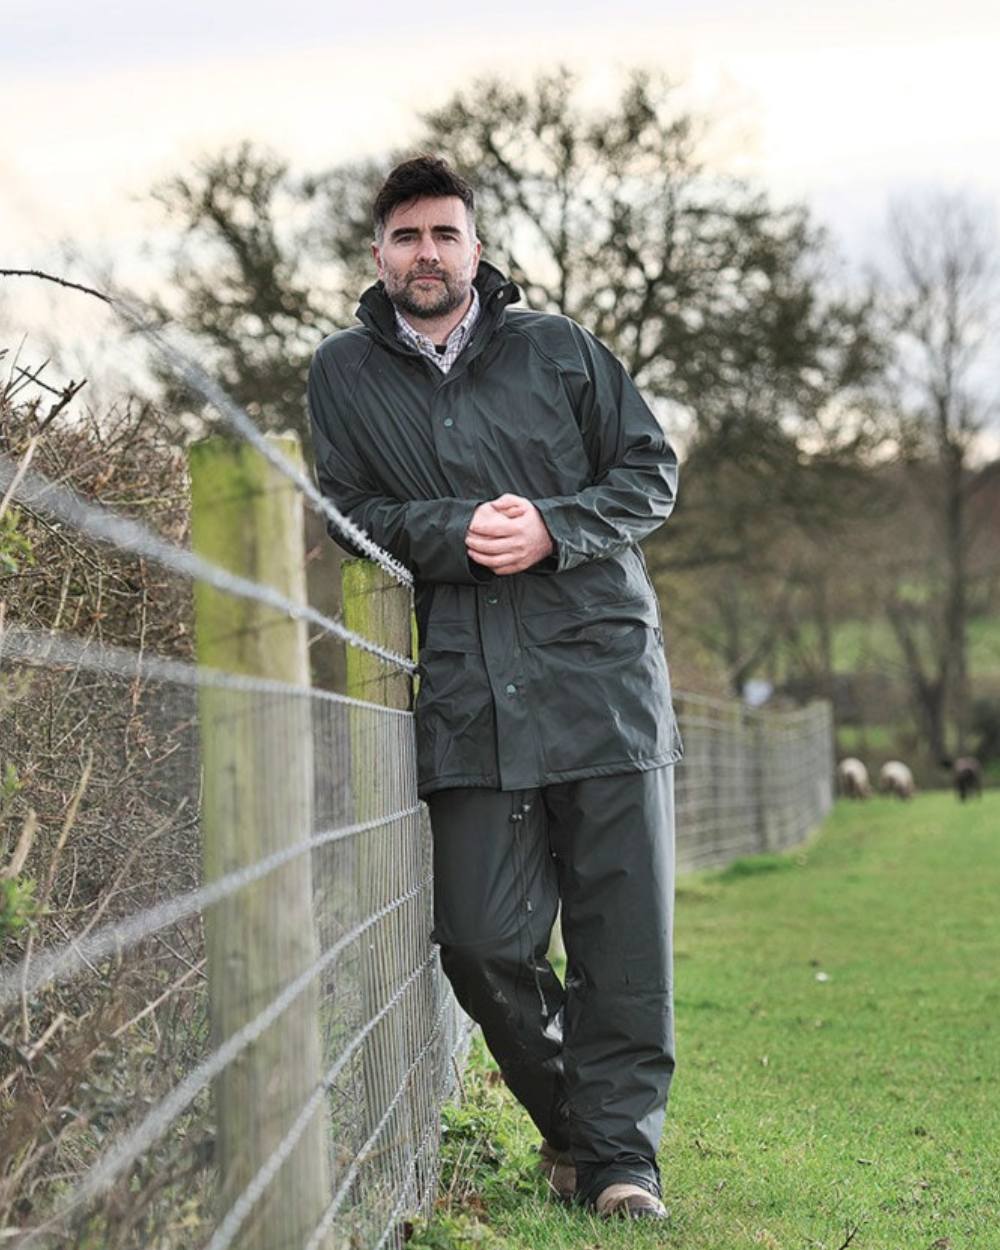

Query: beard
<box><xmin>384</xmin><ymin>266</ymin><xmax>472</xmax><ymax>321</ymax></box>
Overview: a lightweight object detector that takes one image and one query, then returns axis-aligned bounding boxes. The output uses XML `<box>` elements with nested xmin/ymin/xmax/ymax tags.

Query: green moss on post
<box><xmin>191</xmin><ymin>434</ymin><xmax>330</xmax><ymax>1250</ymax></box>
<box><xmin>342</xmin><ymin>560</ymin><xmax>413</xmax><ymax>712</ymax></box>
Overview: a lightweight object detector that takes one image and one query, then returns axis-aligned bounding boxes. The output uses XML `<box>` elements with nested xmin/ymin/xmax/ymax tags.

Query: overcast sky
<box><xmin>3</xmin><ymin>0</ymin><xmax>999</xmax><ymax>385</ymax></box>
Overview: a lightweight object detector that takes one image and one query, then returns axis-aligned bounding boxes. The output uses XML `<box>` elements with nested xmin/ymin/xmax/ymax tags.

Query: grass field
<box><xmin>410</xmin><ymin>792</ymin><xmax>1000</xmax><ymax>1250</ymax></box>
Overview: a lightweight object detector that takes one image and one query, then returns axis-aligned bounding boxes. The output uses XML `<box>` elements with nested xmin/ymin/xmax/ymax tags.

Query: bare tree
<box><xmin>877</xmin><ymin>193</ymin><xmax>998</xmax><ymax>756</ymax></box>
<box><xmin>146</xmin><ymin>143</ymin><xmax>333</xmax><ymax>444</ymax></box>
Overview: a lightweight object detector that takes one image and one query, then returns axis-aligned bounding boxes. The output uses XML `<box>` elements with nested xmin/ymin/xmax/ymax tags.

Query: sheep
<box><xmin>941</xmin><ymin>756</ymin><xmax>983</xmax><ymax>801</ymax></box>
<box><xmin>879</xmin><ymin>760</ymin><xmax>915</xmax><ymax>800</ymax></box>
<box><xmin>837</xmin><ymin>757</ymin><xmax>871</xmax><ymax>799</ymax></box>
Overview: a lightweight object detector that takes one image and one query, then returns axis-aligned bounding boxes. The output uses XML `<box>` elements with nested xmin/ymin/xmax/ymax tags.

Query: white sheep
<box><xmin>837</xmin><ymin>757</ymin><xmax>871</xmax><ymax>799</ymax></box>
<box><xmin>879</xmin><ymin>760</ymin><xmax>915</xmax><ymax>800</ymax></box>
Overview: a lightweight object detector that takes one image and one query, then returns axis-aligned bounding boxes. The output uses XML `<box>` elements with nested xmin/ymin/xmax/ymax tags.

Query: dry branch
<box><xmin>0</xmin><ymin>269</ymin><xmax>113</xmax><ymax>306</ymax></box>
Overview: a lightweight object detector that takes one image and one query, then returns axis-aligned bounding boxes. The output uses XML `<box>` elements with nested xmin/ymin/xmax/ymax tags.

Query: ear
<box><xmin>372</xmin><ymin>241</ymin><xmax>385</xmax><ymax>280</ymax></box>
<box><xmin>471</xmin><ymin>238</ymin><xmax>482</xmax><ymax>276</ymax></box>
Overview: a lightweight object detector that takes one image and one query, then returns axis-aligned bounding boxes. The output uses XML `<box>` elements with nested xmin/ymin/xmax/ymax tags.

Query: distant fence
<box><xmin>674</xmin><ymin>692</ymin><xmax>834</xmax><ymax>872</ymax></box>
<box><xmin>1</xmin><ymin>430</ymin><xmax>833</xmax><ymax>1249</ymax></box>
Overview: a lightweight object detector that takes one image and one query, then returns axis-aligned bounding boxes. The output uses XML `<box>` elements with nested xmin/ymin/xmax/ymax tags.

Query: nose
<box><xmin>415</xmin><ymin>230</ymin><xmax>441</xmax><ymax>263</ymax></box>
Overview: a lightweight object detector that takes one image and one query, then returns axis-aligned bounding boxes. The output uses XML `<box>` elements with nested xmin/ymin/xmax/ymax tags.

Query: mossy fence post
<box><xmin>341</xmin><ymin>559</ymin><xmax>418</xmax><ymax>1196</ymax></box>
<box><xmin>191</xmin><ymin>433</ymin><xmax>331</xmax><ymax>1250</ymax></box>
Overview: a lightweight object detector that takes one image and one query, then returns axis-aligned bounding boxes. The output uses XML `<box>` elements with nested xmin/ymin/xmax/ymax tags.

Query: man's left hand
<box><xmin>466</xmin><ymin>493</ymin><xmax>555</xmax><ymax>575</ymax></box>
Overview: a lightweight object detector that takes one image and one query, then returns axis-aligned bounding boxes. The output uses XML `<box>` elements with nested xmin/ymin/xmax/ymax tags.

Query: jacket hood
<box><xmin>355</xmin><ymin>259</ymin><xmax>520</xmax><ymax>345</ymax></box>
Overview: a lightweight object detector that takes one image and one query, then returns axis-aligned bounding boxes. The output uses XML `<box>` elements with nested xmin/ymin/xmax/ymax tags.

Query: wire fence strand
<box><xmin>112</xmin><ymin>299</ymin><xmax>414</xmax><ymax>591</ymax></box>
<box><xmin>0</xmin><ymin>621</ymin><xmax>413</xmax><ymax>714</ymax></box>
<box><xmin>0</xmin><ymin>807</ymin><xmax>422</xmax><ymax>1009</ymax></box>
<box><xmin>0</xmin><ymin>452</ymin><xmax>414</xmax><ymax>672</ymax></box>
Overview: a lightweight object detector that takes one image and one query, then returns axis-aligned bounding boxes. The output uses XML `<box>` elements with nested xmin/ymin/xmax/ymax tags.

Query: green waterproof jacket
<box><xmin>308</xmin><ymin>261</ymin><xmax>683</xmax><ymax>796</ymax></box>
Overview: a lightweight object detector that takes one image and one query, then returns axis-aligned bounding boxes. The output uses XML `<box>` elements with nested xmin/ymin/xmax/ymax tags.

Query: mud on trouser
<box><xmin>427</xmin><ymin>766</ymin><xmax>675</xmax><ymax>1205</ymax></box>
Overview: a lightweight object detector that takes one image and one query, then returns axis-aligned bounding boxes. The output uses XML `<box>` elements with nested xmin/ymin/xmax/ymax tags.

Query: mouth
<box><xmin>410</xmin><ymin>273</ymin><xmax>444</xmax><ymax>283</ymax></box>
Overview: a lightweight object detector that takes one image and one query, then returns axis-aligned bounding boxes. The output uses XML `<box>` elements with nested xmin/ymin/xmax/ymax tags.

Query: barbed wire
<box><xmin>0</xmin><ymin>452</ymin><xmax>415</xmax><ymax>673</ymax></box>
<box><xmin>113</xmin><ymin>294</ymin><xmax>414</xmax><ymax>590</ymax></box>
<box><xmin>2</xmin><ymin>266</ymin><xmax>413</xmax><ymax>589</ymax></box>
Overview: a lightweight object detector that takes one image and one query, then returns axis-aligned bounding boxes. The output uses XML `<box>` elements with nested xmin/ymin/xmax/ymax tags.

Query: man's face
<box><xmin>373</xmin><ymin>195</ymin><xmax>481</xmax><ymax>322</ymax></box>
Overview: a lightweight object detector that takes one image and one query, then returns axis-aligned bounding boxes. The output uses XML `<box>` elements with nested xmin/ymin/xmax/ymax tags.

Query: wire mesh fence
<box><xmin>0</xmin><ymin>628</ymin><xmax>472</xmax><ymax>1250</ymax></box>
<box><xmin>673</xmin><ymin>691</ymin><xmax>834</xmax><ymax>872</ymax></box>
<box><xmin>0</xmin><ymin>641</ymin><xmax>832</xmax><ymax>1247</ymax></box>
<box><xmin>1</xmin><ymin>352</ymin><xmax>832</xmax><ymax>1248</ymax></box>
<box><xmin>0</xmin><ymin>415</ymin><xmax>468</xmax><ymax>1249</ymax></box>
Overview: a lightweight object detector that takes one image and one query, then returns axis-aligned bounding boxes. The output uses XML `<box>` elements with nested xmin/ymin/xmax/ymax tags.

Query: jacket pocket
<box><xmin>521</xmin><ymin>601</ymin><xmax>679</xmax><ymax>776</ymax></box>
<box><xmin>414</xmin><ymin>647</ymin><xmax>496</xmax><ymax>787</ymax></box>
<box><xmin>421</xmin><ymin>617</ymin><xmax>481</xmax><ymax>654</ymax></box>
<box><xmin>518</xmin><ymin>595</ymin><xmax>660</xmax><ymax>645</ymax></box>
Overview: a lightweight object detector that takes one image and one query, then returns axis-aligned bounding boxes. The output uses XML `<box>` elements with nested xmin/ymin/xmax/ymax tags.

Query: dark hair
<box><xmin>372</xmin><ymin>155</ymin><xmax>476</xmax><ymax>241</ymax></box>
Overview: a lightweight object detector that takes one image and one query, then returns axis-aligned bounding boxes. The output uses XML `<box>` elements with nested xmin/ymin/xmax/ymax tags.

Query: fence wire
<box><xmin>673</xmin><ymin>691</ymin><xmax>834</xmax><ymax>871</ymax></box>
<box><xmin>0</xmin><ymin>645</ymin><xmax>832</xmax><ymax>1249</ymax></box>
<box><xmin>110</xmin><ymin>303</ymin><xmax>413</xmax><ymax>592</ymax></box>
<box><xmin>0</xmin><ymin>348</ymin><xmax>832</xmax><ymax>1248</ymax></box>
<box><xmin>0</xmin><ymin>658</ymin><xmax>471</xmax><ymax>1249</ymax></box>
<box><xmin>0</xmin><ymin>453</ymin><xmax>413</xmax><ymax>673</ymax></box>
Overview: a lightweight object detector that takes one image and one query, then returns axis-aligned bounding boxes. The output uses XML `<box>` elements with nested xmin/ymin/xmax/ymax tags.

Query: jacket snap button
<box><xmin>443</xmin><ymin>417</ymin><xmax>454</xmax><ymax>428</ymax></box>
<box><xmin>505</xmin><ymin>683</ymin><xmax>517</xmax><ymax>695</ymax></box>
<box><xmin>487</xmin><ymin>595</ymin><xmax>498</xmax><ymax>605</ymax></box>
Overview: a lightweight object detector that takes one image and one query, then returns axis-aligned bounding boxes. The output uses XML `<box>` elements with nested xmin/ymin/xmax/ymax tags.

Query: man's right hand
<box><xmin>466</xmin><ymin>494</ymin><xmax>555</xmax><ymax>575</ymax></box>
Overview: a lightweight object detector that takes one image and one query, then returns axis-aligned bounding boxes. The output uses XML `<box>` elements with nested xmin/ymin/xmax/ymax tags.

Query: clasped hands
<box><xmin>465</xmin><ymin>493</ymin><xmax>554</xmax><ymax>576</ymax></box>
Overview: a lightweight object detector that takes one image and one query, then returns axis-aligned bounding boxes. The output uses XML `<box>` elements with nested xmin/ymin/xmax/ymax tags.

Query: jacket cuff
<box><xmin>408</xmin><ymin>499</ymin><xmax>495</xmax><ymax>584</ymax></box>
<box><xmin>531</xmin><ymin>498</ymin><xmax>585</xmax><ymax>572</ymax></box>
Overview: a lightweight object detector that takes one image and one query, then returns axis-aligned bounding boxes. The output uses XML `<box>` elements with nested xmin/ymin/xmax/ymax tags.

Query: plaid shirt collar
<box><xmin>393</xmin><ymin>286</ymin><xmax>480</xmax><ymax>373</ymax></box>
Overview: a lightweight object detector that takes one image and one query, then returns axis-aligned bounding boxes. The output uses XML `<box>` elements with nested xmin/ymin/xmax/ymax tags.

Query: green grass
<box><xmin>411</xmin><ymin>793</ymin><xmax>1000</xmax><ymax>1249</ymax></box>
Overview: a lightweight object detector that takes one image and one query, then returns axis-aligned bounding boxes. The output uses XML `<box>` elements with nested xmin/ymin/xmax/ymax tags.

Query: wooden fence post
<box><xmin>342</xmin><ymin>560</ymin><xmax>413</xmax><ymax>712</ymax></box>
<box><xmin>191</xmin><ymin>434</ymin><xmax>330</xmax><ymax>1250</ymax></box>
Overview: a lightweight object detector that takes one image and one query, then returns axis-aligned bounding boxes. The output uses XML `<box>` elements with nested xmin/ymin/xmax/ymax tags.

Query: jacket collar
<box><xmin>355</xmin><ymin>259</ymin><xmax>520</xmax><ymax>351</ymax></box>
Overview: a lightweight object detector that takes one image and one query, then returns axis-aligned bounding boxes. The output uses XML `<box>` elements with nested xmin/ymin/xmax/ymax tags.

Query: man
<box><xmin>308</xmin><ymin>156</ymin><xmax>681</xmax><ymax>1221</ymax></box>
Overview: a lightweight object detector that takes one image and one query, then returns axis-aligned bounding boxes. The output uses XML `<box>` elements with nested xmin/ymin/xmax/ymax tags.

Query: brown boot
<box><xmin>537</xmin><ymin>1140</ymin><xmax>576</xmax><ymax>1202</ymax></box>
<box><xmin>594</xmin><ymin>1182</ymin><xmax>668</xmax><ymax>1220</ymax></box>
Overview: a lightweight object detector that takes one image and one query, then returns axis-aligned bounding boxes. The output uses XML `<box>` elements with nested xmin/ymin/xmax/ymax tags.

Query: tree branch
<box><xmin>0</xmin><ymin>269</ymin><xmax>114</xmax><ymax>305</ymax></box>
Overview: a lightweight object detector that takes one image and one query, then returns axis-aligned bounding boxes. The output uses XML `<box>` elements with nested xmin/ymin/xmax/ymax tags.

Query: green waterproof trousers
<box><xmin>427</xmin><ymin>766</ymin><xmax>675</xmax><ymax>1205</ymax></box>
